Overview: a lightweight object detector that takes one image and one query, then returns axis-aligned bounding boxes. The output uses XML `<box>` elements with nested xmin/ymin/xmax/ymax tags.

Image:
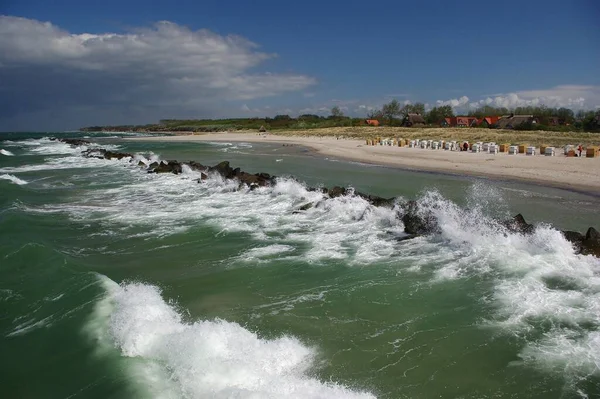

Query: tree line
<box><xmin>80</xmin><ymin>102</ymin><xmax>599</xmax><ymax>132</ymax></box>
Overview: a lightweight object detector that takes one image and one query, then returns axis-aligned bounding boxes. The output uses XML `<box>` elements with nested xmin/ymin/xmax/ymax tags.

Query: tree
<box><xmin>426</xmin><ymin>105</ymin><xmax>454</xmax><ymax>124</ymax></box>
<box><xmin>331</xmin><ymin>106</ymin><xmax>344</xmax><ymax>118</ymax></box>
<box><xmin>556</xmin><ymin>107</ymin><xmax>575</xmax><ymax>124</ymax></box>
<box><xmin>400</xmin><ymin>102</ymin><xmax>426</xmax><ymax>119</ymax></box>
<box><xmin>367</xmin><ymin>108</ymin><xmax>383</xmax><ymax>120</ymax></box>
<box><xmin>382</xmin><ymin>100</ymin><xmax>401</xmax><ymax>123</ymax></box>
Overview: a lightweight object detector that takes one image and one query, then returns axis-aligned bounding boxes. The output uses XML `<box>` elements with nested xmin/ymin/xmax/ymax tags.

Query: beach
<box><xmin>132</xmin><ymin>132</ymin><xmax>600</xmax><ymax>195</ymax></box>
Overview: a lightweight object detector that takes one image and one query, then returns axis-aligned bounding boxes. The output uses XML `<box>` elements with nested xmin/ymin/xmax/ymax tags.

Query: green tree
<box><xmin>331</xmin><ymin>106</ymin><xmax>344</xmax><ymax>118</ymax></box>
<box><xmin>382</xmin><ymin>99</ymin><xmax>401</xmax><ymax>124</ymax></box>
<box><xmin>400</xmin><ymin>102</ymin><xmax>426</xmax><ymax>119</ymax></box>
<box><xmin>426</xmin><ymin>105</ymin><xmax>454</xmax><ymax>124</ymax></box>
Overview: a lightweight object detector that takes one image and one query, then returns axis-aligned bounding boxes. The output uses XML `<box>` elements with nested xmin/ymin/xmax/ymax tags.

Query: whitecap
<box><xmin>1</xmin><ymin>149</ymin><xmax>14</xmax><ymax>156</ymax></box>
<box><xmin>89</xmin><ymin>277</ymin><xmax>375</xmax><ymax>398</ymax></box>
<box><xmin>0</xmin><ymin>174</ymin><xmax>28</xmax><ymax>185</ymax></box>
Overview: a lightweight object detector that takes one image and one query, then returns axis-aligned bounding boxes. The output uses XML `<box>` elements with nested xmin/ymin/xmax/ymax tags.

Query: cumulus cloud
<box><xmin>437</xmin><ymin>85</ymin><xmax>600</xmax><ymax>112</ymax></box>
<box><xmin>435</xmin><ymin>96</ymin><xmax>470</xmax><ymax>108</ymax></box>
<box><xmin>0</xmin><ymin>16</ymin><xmax>316</xmax><ymax>130</ymax></box>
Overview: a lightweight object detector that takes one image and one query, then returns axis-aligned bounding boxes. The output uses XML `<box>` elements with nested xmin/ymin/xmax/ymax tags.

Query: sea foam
<box><xmin>1</xmin><ymin>149</ymin><xmax>14</xmax><ymax>156</ymax></box>
<box><xmin>92</xmin><ymin>277</ymin><xmax>375</xmax><ymax>398</ymax></box>
<box><xmin>0</xmin><ymin>174</ymin><xmax>28</xmax><ymax>185</ymax></box>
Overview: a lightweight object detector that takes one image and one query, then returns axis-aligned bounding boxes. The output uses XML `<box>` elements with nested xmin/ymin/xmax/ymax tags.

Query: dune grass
<box><xmin>234</xmin><ymin>127</ymin><xmax>600</xmax><ymax>148</ymax></box>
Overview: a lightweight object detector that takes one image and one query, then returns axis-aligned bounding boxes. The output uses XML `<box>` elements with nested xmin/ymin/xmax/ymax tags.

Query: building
<box><xmin>478</xmin><ymin>116</ymin><xmax>500</xmax><ymax>127</ymax></box>
<box><xmin>495</xmin><ymin>114</ymin><xmax>536</xmax><ymax>129</ymax></box>
<box><xmin>442</xmin><ymin>116</ymin><xmax>479</xmax><ymax>127</ymax></box>
<box><xmin>403</xmin><ymin>113</ymin><xmax>426</xmax><ymax>127</ymax></box>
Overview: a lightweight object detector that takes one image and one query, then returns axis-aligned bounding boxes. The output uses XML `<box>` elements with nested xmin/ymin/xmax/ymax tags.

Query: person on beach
<box><xmin>463</xmin><ymin>142</ymin><xmax>469</xmax><ymax>152</ymax></box>
<box><xmin>578</xmin><ymin>144</ymin><xmax>583</xmax><ymax>157</ymax></box>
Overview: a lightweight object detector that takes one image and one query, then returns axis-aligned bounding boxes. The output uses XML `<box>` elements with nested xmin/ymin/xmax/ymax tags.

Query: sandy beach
<box><xmin>130</xmin><ymin>132</ymin><xmax>600</xmax><ymax>195</ymax></box>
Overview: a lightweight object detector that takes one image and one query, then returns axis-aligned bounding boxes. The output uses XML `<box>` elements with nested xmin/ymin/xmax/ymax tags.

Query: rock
<box><xmin>308</xmin><ymin>186</ymin><xmax>329</xmax><ymax>194</ymax></box>
<box><xmin>59</xmin><ymin>138</ymin><xmax>90</xmax><ymax>146</ymax></box>
<box><xmin>502</xmin><ymin>214</ymin><xmax>534</xmax><ymax>234</ymax></box>
<box><xmin>153</xmin><ymin>160</ymin><xmax>182</xmax><ymax>174</ymax></box>
<box><xmin>148</xmin><ymin>161</ymin><xmax>159</xmax><ymax>169</ymax></box>
<box><xmin>401</xmin><ymin>200</ymin><xmax>439</xmax><ymax>236</ymax></box>
<box><xmin>200</xmin><ymin>172</ymin><xmax>208</xmax><ymax>180</ymax></box>
<box><xmin>292</xmin><ymin>202</ymin><xmax>314</xmax><ymax>214</ymax></box>
<box><xmin>563</xmin><ymin>230</ymin><xmax>584</xmax><ymax>252</ymax></box>
<box><xmin>103</xmin><ymin>151</ymin><xmax>133</xmax><ymax>160</ymax></box>
<box><xmin>581</xmin><ymin>227</ymin><xmax>600</xmax><ymax>257</ymax></box>
<box><xmin>210</xmin><ymin>161</ymin><xmax>234</xmax><ymax>178</ymax></box>
<box><xmin>185</xmin><ymin>161</ymin><xmax>206</xmax><ymax>171</ymax></box>
<box><xmin>355</xmin><ymin>191</ymin><xmax>395</xmax><ymax>208</ymax></box>
<box><xmin>138</xmin><ymin>161</ymin><xmax>147</xmax><ymax>167</ymax></box>
<box><xmin>328</xmin><ymin>186</ymin><xmax>347</xmax><ymax>198</ymax></box>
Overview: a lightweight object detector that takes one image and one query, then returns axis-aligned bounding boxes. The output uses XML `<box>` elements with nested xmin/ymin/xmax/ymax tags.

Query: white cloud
<box><xmin>435</xmin><ymin>96</ymin><xmax>470</xmax><ymax>108</ymax></box>
<box><xmin>435</xmin><ymin>86</ymin><xmax>600</xmax><ymax>112</ymax></box>
<box><xmin>0</xmin><ymin>16</ymin><xmax>316</xmax><ymax>129</ymax></box>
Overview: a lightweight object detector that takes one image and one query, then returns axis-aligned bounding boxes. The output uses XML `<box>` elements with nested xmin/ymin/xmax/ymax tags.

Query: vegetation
<box><xmin>80</xmin><ymin>103</ymin><xmax>600</xmax><ymax>134</ymax></box>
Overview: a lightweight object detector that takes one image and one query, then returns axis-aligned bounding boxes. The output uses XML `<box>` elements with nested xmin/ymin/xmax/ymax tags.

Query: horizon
<box><xmin>1</xmin><ymin>0</ymin><xmax>599</xmax><ymax>131</ymax></box>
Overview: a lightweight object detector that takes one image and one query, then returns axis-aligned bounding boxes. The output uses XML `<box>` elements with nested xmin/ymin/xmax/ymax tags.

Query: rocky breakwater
<box><xmin>401</xmin><ymin>200</ymin><xmax>600</xmax><ymax>258</ymax></box>
<box><xmin>58</xmin><ymin>138</ymin><xmax>600</xmax><ymax>258</ymax></box>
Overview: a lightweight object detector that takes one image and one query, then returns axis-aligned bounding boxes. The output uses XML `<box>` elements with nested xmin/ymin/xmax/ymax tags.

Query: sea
<box><xmin>2</xmin><ymin>131</ymin><xmax>600</xmax><ymax>399</ymax></box>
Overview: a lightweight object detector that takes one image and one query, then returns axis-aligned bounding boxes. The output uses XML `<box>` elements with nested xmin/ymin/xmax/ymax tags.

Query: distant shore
<box><xmin>128</xmin><ymin>132</ymin><xmax>600</xmax><ymax>195</ymax></box>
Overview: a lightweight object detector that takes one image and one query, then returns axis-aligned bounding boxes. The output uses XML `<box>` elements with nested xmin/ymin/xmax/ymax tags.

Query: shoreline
<box><xmin>126</xmin><ymin>132</ymin><xmax>600</xmax><ymax>196</ymax></box>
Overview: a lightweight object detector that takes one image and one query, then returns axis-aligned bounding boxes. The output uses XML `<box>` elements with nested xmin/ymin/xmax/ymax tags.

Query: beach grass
<box><xmin>221</xmin><ymin>127</ymin><xmax>600</xmax><ymax>148</ymax></box>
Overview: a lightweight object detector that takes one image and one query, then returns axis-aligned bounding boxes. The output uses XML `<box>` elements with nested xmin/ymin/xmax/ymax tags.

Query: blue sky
<box><xmin>0</xmin><ymin>0</ymin><xmax>599</xmax><ymax>130</ymax></box>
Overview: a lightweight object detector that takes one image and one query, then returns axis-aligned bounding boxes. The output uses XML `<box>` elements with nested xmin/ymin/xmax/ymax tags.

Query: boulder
<box><xmin>185</xmin><ymin>161</ymin><xmax>206</xmax><ymax>171</ymax></box>
<box><xmin>210</xmin><ymin>161</ymin><xmax>234</xmax><ymax>178</ymax></box>
<box><xmin>355</xmin><ymin>191</ymin><xmax>395</xmax><ymax>208</ymax></box>
<box><xmin>401</xmin><ymin>200</ymin><xmax>439</xmax><ymax>236</ymax></box>
<box><xmin>581</xmin><ymin>227</ymin><xmax>600</xmax><ymax>257</ymax></box>
<box><xmin>562</xmin><ymin>230</ymin><xmax>584</xmax><ymax>252</ymax></box>
<box><xmin>59</xmin><ymin>138</ymin><xmax>90</xmax><ymax>146</ymax></box>
<box><xmin>502</xmin><ymin>214</ymin><xmax>534</xmax><ymax>234</ymax></box>
<box><xmin>153</xmin><ymin>161</ymin><xmax>182</xmax><ymax>174</ymax></box>
<box><xmin>138</xmin><ymin>161</ymin><xmax>147</xmax><ymax>167</ymax></box>
<box><xmin>328</xmin><ymin>186</ymin><xmax>347</xmax><ymax>198</ymax></box>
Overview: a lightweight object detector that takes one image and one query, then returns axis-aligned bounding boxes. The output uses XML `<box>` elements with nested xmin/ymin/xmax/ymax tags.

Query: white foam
<box><xmin>91</xmin><ymin>277</ymin><xmax>374</xmax><ymax>398</ymax></box>
<box><xmin>1</xmin><ymin>149</ymin><xmax>14</xmax><ymax>156</ymax></box>
<box><xmin>408</xmin><ymin>189</ymin><xmax>600</xmax><ymax>376</ymax></box>
<box><xmin>0</xmin><ymin>174</ymin><xmax>28</xmax><ymax>185</ymax></box>
<box><xmin>241</xmin><ymin>244</ymin><xmax>295</xmax><ymax>262</ymax></box>
<box><xmin>19</xmin><ymin>140</ymin><xmax>600</xmax><ymax>379</ymax></box>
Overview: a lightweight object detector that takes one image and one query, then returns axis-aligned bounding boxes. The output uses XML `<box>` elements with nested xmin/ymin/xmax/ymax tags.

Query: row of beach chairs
<box><xmin>367</xmin><ymin>137</ymin><xmax>599</xmax><ymax>157</ymax></box>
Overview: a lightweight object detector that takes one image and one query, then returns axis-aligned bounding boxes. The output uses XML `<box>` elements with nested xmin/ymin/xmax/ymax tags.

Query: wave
<box><xmin>405</xmin><ymin>190</ymin><xmax>600</xmax><ymax>378</ymax></box>
<box><xmin>22</xmin><ymin>141</ymin><xmax>600</xmax><ymax>383</ymax></box>
<box><xmin>89</xmin><ymin>276</ymin><xmax>374</xmax><ymax>398</ymax></box>
<box><xmin>0</xmin><ymin>174</ymin><xmax>28</xmax><ymax>185</ymax></box>
<box><xmin>1</xmin><ymin>149</ymin><xmax>14</xmax><ymax>156</ymax></box>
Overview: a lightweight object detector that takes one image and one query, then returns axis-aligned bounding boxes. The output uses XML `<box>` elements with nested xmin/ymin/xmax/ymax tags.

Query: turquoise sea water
<box><xmin>2</xmin><ymin>132</ymin><xmax>600</xmax><ymax>398</ymax></box>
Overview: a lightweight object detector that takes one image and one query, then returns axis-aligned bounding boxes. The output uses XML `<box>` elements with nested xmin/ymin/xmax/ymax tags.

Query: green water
<box><xmin>1</xmin><ymin>132</ymin><xmax>600</xmax><ymax>398</ymax></box>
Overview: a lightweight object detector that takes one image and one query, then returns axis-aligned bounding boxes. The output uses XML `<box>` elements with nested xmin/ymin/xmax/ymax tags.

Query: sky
<box><xmin>0</xmin><ymin>0</ymin><xmax>599</xmax><ymax>130</ymax></box>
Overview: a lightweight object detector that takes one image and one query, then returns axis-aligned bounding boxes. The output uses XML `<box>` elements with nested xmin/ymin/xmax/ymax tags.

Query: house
<box><xmin>365</xmin><ymin>119</ymin><xmax>380</xmax><ymax>126</ymax></box>
<box><xmin>495</xmin><ymin>114</ymin><xmax>536</xmax><ymax>129</ymax></box>
<box><xmin>443</xmin><ymin>116</ymin><xmax>479</xmax><ymax>127</ymax></box>
<box><xmin>403</xmin><ymin>113</ymin><xmax>426</xmax><ymax>127</ymax></box>
<box><xmin>478</xmin><ymin>116</ymin><xmax>500</xmax><ymax>127</ymax></box>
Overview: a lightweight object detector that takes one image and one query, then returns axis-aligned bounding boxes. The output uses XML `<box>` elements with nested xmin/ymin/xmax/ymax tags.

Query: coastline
<box><xmin>127</xmin><ymin>132</ymin><xmax>600</xmax><ymax>196</ymax></box>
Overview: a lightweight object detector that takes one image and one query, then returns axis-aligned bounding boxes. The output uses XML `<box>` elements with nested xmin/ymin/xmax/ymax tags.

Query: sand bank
<box><xmin>129</xmin><ymin>132</ymin><xmax>600</xmax><ymax>195</ymax></box>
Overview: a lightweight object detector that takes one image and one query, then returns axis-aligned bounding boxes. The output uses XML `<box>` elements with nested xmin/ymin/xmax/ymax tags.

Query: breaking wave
<box><xmin>15</xmin><ymin>137</ymin><xmax>600</xmax><ymax>384</ymax></box>
<box><xmin>89</xmin><ymin>276</ymin><xmax>375</xmax><ymax>398</ymax></box>
<box><xmin>1</xmin><ymin>149</ymin><xmax>14</xmax><ymax>156</ymax></box>
<box><xmin>0</xmin><ymin>174</ymin><xmax>28</xmax><ymax>185</ymax></box>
